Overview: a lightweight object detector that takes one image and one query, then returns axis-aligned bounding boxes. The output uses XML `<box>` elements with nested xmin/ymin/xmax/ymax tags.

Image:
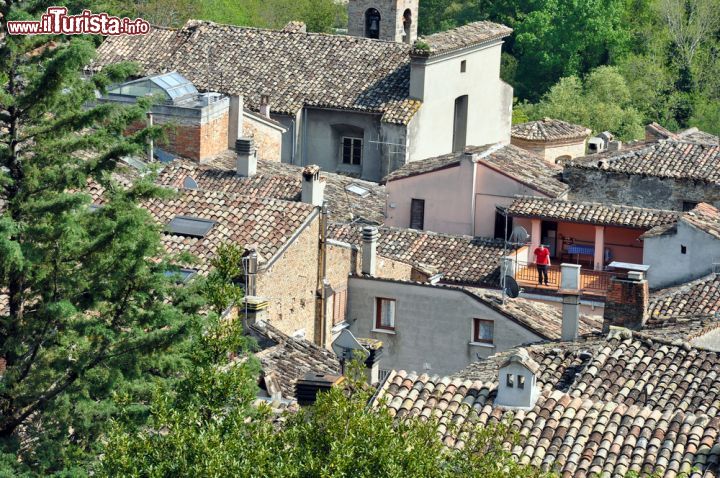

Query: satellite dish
<box><xmin>183</xmin><ymin>176</ymin><xmax>198</xmax><ymax>190</ymax></box>
<box><xmin>509</xmin><ymin>226</ymin><xmax>529</xmax><ymax>244</ymax></box>
<box><xmin>504</xmin><ymin>275</ymin><xmax>520</xmax><ymax>299</ymax></box>
<box><xmin>331</xmin><ymin>329</ymin><xmax>369</xmax><ymax>362</ymax></box>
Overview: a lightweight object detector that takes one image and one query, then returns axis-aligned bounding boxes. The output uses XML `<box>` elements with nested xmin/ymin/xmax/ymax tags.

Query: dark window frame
<box><xmin>342</xmin><ymin>136</ymin><xmax>363</xmax><ymax>166</ymax></box>
<box><xmin>460</xmin><ymin>60</ymin><xmax>467</xmax><ymax>73</ymax></box>
<box><xmin>410</xmin><ymin>198</ymin><xmax>425</xmax><ymax>230</ymax></box>
<box><xmin>375</xmin><ymin>297</ymin><xmax>396</xmax><ymax>330</ymax></box>
<box><xmin>473</xmin><ymin>318</ymin><xmax>494</xmax><ymax>344</ymax></box>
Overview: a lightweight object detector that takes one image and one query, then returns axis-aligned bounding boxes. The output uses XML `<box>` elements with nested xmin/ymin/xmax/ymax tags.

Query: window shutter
<box><xmin>410</xmin><ymin>199</ymin><xmax>425</xmax><ymax>230</ymax></box>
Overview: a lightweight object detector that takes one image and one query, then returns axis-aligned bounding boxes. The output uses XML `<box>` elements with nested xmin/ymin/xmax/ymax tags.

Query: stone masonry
<box><xmin>244</xmin><ymin>115</ymin><xmax>283</xmax><ymax>162</ymax></box>
<box><xmin>347</xmin><ymin>0</ymin><xmax>419</xmax><ymax>44</ymax></box>
<box><xmin>603</xmin><ymin>276</ymin><xmax>649</xmax><ymax>331</ymax></box>
<box><xmin>564</xmin><ymin>167</ymin><xmax>720</xmax><ymax>211</ymax></box>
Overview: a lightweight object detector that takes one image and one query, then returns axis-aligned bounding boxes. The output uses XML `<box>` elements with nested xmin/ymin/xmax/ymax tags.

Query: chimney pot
<box><xmin>235</xmin><ymin>137</ymin><xmax>257</xmax><ymax>177</ymax></box>
<box><xmin>361</xmin><ymin>226</ymin><xmax>380</xmax><ymax>276</ymax></box>
<box><xmin>301</xmin><ymin>165</ymin><xmax>325</xmax><ymax>206</ymax></box>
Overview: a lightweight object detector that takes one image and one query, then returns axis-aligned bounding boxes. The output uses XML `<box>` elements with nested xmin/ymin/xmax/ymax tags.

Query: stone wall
<box><xmin>511</xmin><ymin>137</ymin><xmax>587</xmax><ymax>164</ymax></box>
<box><xmin>564</xmin><ymin>167</ymin><xmax>720</xmax><ymax>211</ymax></box>
<box><xmin>244</xmin><ymin>114</ymin><xmax>283</xmax><ymax>162</ymax></box>
<box><xmin>347</xmin><ymin>0</ymin><xmax>418</xmax><ymax>43</ymax></box>
<box><xmin>603</xmin><ymin>277</ymin><xmax>649</xmax><ymax>331</ymax></box>
<box><xmin>256</xmin><ymin>213</ymin><xmax>320</xmax><ymax>342</ymax></box>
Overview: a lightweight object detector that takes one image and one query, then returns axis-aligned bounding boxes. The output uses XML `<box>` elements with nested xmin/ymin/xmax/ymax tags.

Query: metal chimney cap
<box><xmin>362</xmin><ymin>226</ymin><xmax>380</xmax><ymax>241</ymax></box>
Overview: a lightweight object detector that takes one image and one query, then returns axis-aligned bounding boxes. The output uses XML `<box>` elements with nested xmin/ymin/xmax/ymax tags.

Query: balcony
<box><xmin>513</xmin><ymin>262</ymin><xmax>623</xmax><ymax>297</ymax></box>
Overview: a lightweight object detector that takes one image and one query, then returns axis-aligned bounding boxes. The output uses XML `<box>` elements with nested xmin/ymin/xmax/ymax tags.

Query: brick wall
<box><xmin>244</xmin><ymin>115</ymin><xmax>283</xmax><ymax>162</ymax></box>
<box><xmin>564</xmin><ymin>167</ymin><xmax>720</xmax><ymax>211</ymax></box>
<box><xmin>603</xmin><ymin>277</ymin><xmax>649</xmax><ymax>331</ymax></box>
<box><xmin>256</xmin><ymin>214</ymin><xmax>320</xmax><ymax>342</ymax></box>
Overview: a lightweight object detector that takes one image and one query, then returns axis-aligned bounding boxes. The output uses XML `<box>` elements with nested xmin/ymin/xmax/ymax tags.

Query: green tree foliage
<box><xmin>518</xmin><ymin>67</ymin><xmax>645</xmax><ymax>140</ymax></box>
<box><xmin>202</xmin><ymin>243</ymin><xmax>245</xmax><ymax>315</ymax></box>
<box><xmin>0</xmin><ymin>1</ymin><xmax>201</xmax><ymax>472</ymax></box>
<box><xmin>99</xmin><ymin>326</ymin><xmax>549</xmax><ymax>478</ymax></box>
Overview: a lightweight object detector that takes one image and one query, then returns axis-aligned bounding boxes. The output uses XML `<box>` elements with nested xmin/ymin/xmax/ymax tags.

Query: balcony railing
<box><xmin>513</xmin><ymin>262</ymin><xmax>624</xmax><ymax>296</ymax></box>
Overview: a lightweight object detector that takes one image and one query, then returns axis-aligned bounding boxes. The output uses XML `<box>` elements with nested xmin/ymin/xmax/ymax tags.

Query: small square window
<box><xmin>506</xmin><ymin>373</ymin><xmax>514</xmax><ymax>388</ymax></box>
<box><xmin>681</xmin><ymin>245</ymin><xmax>687</xmax><ymax>254</ymax></box>
<box><xmin>473</xmin><ymin>318</ymin><xmax>494</xmax><ymax>344</ymax></box>
<box><xmin>460</xmin><ymin>60</ymin><xmax>467</xmax><ymax>73</ymax></box>
<box><xmin>375</xmin><ymin>298</ymin><xmax>396</xmax><ymax>330</ymax></box>
<box><xmin>517</xmin><ymin>375</ymin><xmax>526</xmax><ymax>389</ymax></box>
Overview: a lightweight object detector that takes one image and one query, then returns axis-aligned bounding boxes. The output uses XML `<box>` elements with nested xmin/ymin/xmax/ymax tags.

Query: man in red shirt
<box><xmin>533</xmin><ymin>244</ymin><xmax>551</xmax><ymax>286</ymax></box>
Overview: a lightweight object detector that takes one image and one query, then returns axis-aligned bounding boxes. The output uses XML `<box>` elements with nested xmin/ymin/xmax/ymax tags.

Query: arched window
<box><xmin>402</xmin><ymin>9</ymin><xmax>412</xmax><ymax>43</ymax></box>
<box><xmin>365</xmin><ymin>8</ymin><xmax>381</xmax><ymax>39</ymax></box>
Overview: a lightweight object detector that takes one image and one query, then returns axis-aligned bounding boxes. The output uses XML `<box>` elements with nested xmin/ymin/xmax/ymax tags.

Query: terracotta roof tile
<box><xmin>411</xmin><ymin>21</ymin><xmax>512</xmax><ymax>57</ymax></box>
<box><xmin>512</xmin><ymin>118</ymin><xmax>591</xmax><ymax>142</ymax></box>
<box><xmin>143</xmin><ymin>189</ymin><xmax>316</xmax><ymax>273</ymax></box>
<box><xmin>250</xmin><ymin>322</ymin><xmax>341</xmax><ymax>399</ymax></box>
<box><xmin>649</xmin><ymin>274</ymin><xmax>720</xmax><ymax>322</ymax></box>
<box><xmin>508</xmin><ymin>196</ymin><xmax>679</xmax><ymax>229</ymax></box>
<box><xmin>384</xmin><ymin>144</ymin><xmax>569</xmax><ymax>198</ymax></box>
<box><xmin>92</xmin><ymin>20</ymin><xmax>421</xmax><ymax>124</ymax></box>
<box><xmin>568</xmin><ymin>139</ymin><xmax>720</xmax><ymax>185</ymax></box>
<box><xmin>378</xmin><ymin>325</ymin><xmax>720</xmax><ymax>476</ymax></box>
<box><xmin>327</xmin><ymin>223</ymin><xmax>507</xmax><ymax>286</ymax></box>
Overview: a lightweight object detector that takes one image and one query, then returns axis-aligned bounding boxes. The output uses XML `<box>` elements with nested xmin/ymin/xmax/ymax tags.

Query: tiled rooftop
<box><xmin>467</xmin><ymin>289</ymin><xmax>603</xmax><ymax>340</ymax></box>
<box><xmin>143</xmin><ymin>189</ymin><xmax>316</xmax><ymax>273</ymax></box>
<box><xmin>412</xmin><ymin>21</ymin><xmax>512</xmax><ymax>57</ymax></box>
<box><xmin>508</xmin><ymin>196</ymin><xmax>679</xmax><ymax>229</ymax></box>
<box><xmin>159</xmin><ymin>154</ymin><xmax>387</xmax><ymax>224</ymax></box>
<box><xmin>92</xmin><ymin>20</ymin><xmax>421</xmax><ymax>124</ymax></box>
<box><xmin>250</xmin><ymin>322</ymin><xmax>341</xmax><ymax>400</ymax></box>
<box><xmin>682</xmin><ymin>203</ymin><xmax>720</xmax><ymax>240</ymax></box>
<box><xmin>327</xmin><ymin>223</ymin><xmax>508</xmax><ymax>286</ymax></box>
<box><xmin>376</xmin><ymin>324</ymin><xmax>720</xmax><ymax>476</ymax></box>
<box><xmin>649</xmin><ymin>273</ymin><xmax>720</xmax><ymax>323</ymax></box>
<box><xmin>384</xmin><ymin>144</ymin><xmax>568</xmax><ymax>197</ymax></box>
<box><xmin>511</xmin><ymin>118</ymin><xmax>591</xmax><ymax>142</ymax></box>
<box><xmin>568</xmin><ymin>138</ymin><xmax>720</xmax><ymax>185</ymax></box>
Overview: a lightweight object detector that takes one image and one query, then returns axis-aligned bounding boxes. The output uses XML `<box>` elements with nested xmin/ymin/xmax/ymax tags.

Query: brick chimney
<box><xmin>603</xmin><ymin>271</ymin><xmax>649</xmax><ymax>332</ymax></box>
<box><xmin>301</xmin><ymin>165</ymin><xmax>326</xmax><ymax>206</ymax></box>
<box><xmin>559</xmin><ymin>263</ymin><xmax>581</xmax><ymax>341</ymax></box>
<box><xmin>259</xmin><ymin>94</ymin><xmax>271</xmax><ymax>119</ymax></box>
<box><xmin>235</xmin><ymin>137</ymin><xmax>257</xmax><ymax>177</ymax></box>
<box><xmin>361</xmin><ymin>226</ymin><xmax>379</xmax><ymax>276</ymax></box>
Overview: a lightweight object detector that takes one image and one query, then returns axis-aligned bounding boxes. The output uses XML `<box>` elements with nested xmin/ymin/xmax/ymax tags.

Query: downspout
<box><xmin>301</xmin><ymin>107</ymin><xmax>308</xmax><ymax>167</ymax></box>
<box><xmin>316</xmin><ymin>204</ymin><xmax>329</xmax><ymax>347</ymax></box>
<box><xmin>470</xmin><ymin>158</ymin><xmax>478</xmax><ymax>236</ymax></box>
<box><xmin>290</xmin><ymin>118</ymin><xmax>297</xmax><ymax>165</ymax></box>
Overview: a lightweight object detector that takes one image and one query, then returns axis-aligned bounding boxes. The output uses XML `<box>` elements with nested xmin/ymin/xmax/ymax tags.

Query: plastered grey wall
<box><xmin>643</xmin><ymin>222</ymin><xmax>720</xmax><ymax>289</ymax></box>
<box><xmin>564</xmin><ymin>167</ymin><xmax>720</xmax><ymax>211</ymax></box>
<box><xmin>346</xmin><ymin>277</ymin><xmax>543</xmax><ymax>375</ymax></box>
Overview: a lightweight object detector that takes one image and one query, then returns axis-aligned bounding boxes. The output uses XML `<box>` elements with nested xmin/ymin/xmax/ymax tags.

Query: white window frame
<box><xmin>373</xmin><ymin>297</ymin><xmax>396</xmax><ymax>332</ymax></box>
<box><xmin>341</xmin><ymin>136</ymin><xmax>363</xmax><ymax>166</ymax></box>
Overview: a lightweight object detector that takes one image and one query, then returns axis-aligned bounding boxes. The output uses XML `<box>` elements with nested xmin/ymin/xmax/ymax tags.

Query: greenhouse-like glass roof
<box><xmin>109</xmin><ymin>72</ymin><xmax>198</xmax><ymax>103</ymax></box>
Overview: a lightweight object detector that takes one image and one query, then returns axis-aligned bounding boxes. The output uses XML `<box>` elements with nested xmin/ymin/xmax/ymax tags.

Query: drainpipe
<box><xmin>316</xmin><ymin>205</ymin><xmax>329</xmax><ymax>347</ymax></box>
<box><xmin>302</xmin><ymin>108</ymin><xmax>308</xmax><ymax>167</ymax></box>
<box><xmin>290</xmin><ymin>118</ymin><xmax>297</xmax><ymax>165</ymax></box>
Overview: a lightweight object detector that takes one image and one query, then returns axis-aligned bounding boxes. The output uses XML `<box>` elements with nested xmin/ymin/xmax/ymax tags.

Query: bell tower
<box><xmin>347</xmin><ymin>0</ymin><xmax>419</xmax><ymax>44</ymax></box>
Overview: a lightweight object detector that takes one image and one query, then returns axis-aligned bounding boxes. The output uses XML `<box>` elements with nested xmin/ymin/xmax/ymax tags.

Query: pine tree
<box><xmin>0</xmin><ymin>1</ymin><xmax>199</xmax><ymax>472</ymax></box>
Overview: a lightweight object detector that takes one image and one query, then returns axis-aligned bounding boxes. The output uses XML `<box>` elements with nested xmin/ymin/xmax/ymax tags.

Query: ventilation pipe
<box><xmin>361</xmin><ymin>226</ymin><xmax>379</xmax><ymax>276</ymax></box>
<box><xmin>559</xmin><ymin>263</ymin><xmax>581</xmax><ymax>342</ymax></box>
<box><xmin>236</xmin><ymin>137</ymin><xmax>257</xmax><ymax>177</ymax></box>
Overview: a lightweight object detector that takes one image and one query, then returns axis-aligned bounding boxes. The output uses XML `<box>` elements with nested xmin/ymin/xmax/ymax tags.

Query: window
<box><xmin>452</xmin><ymin>95</ymin><xmax>468</xmax><ymax>152</ymax></box>
<box><xmin>473</xmin><ymin>318</ymin><xmax>494</xmax><ymax>344</ymax></box>
<box><xmin>342</xmin><ymin>137</ymin><xmax>363</xmax><ymax>165</ymax></box>
<box><xmin>332</xmin><ymin>288</ymin><xmax>347</xmax><ymax>325</ymax></box>
<box><xmin>460</xmin><ymin>60</ymin><xmax>467</xmax><ymax>72</ymax></box>
<box><xmin>506</xmin><ymin>373</ymin><xmax>514</xmax><ymax>388</ymax></box>
<box><xmin>494</xmin><ymin>209</ymin><xmax>513</xmax><ymax>240</ymax></box>
<box><xmin>410</xmin><ymin>198</ymin><xmax>425</xmax><ymax>230</ymax></box>
<box><xmin>375</xmin><ymin>298</ymin><xmax>396</xmax><ymax>330</ymax></box>
<box><xmin>402</xmin><ymin>9</ymin><xmax>412</xmax><ymax>44</ymax></box>
<box><xmin>346</xmin><ymin>183</ymin><xmax>370</xmax><ymax>197</ymax></box>
<box><xmin>681</xmin><ymin>245</ymin><xmax>687</xmax><ymax>255</ymax></box>
<box><xmin>166</xmin><ymin>216</ymin><xmax>216</xmax><ymax>238</ymax></box>
<box><xmin>517</xmin><ymin>375</ymin><xmax>526</xmax><ymax>389</ymax></box>
<box><xmin>682</xmin><ymin>201</ymin><xmax>698</xmax><ymax>212</ymax></box>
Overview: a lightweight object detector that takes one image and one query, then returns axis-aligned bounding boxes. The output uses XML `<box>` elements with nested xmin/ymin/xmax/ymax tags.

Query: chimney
<box><xmin>603</xmin><ymin>271</ymin><xmax>649</xmax><ymax>332</ymax></box>
<box><xmin>235</xmin><ymin>137</ymin><xmax>257</xmax><ymax>177</ymax></box>
<box><xmin>495</xmin><ymin>348</ymin><xmax>540</xmax><ymax>410</ymax></box>
<box><xmin>559</xmin><ymin>263</ymin><xmax>581</xmax><ymax>342</ymax></box>
<box><xmin>301</xmin><ymin>165</ymin><xmax>326</xmax><ymax>206</ymax></box>
<box><xmin>259</xmin><ymin>94</ymin><xmax>271</xmax><ymax>119</ymax></box>
<box><xmin>361</xmin><ymin>226</ymin><xmax>379</xmax><ymax>276</ymax></box>
<box><xmin>357</xmin><ymin>338</ymin><xmax>383</xmax><ymax>385</ymax></box>
<box><xmin>242</xmin><ymin>296</ymin><xmax>269</xmax><ymax>331</ymax></box>
<box><xmin>228</xmin><ymin>94</ymin><xmax>244</xmax><ymax>149</ymax></box>
<box><xmin>242</xmin><ymin>249</ymin><xmax>259</xmax><ymax>296</ymax></box>
<box><xmin>146</xmin><ymin>112</ymin><xmax>154</xmax><ymax>162</ymax></box>
<box><xmin>295</xmin><ymin>373</ymin><xmax>345</xmax><ymax>406</ymax></box>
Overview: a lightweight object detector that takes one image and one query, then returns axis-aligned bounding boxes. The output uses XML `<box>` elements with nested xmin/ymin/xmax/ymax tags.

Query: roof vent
<box><xmin>495</xmin><ymin>348</ymin><xmax>540</xmax><ymax>410</ymax></box>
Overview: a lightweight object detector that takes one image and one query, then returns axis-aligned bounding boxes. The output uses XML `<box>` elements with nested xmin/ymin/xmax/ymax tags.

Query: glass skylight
<box><xmin>166</xmin><ymin>216</ymin><xmax>215</xmax><ymax>238</ymax></box>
